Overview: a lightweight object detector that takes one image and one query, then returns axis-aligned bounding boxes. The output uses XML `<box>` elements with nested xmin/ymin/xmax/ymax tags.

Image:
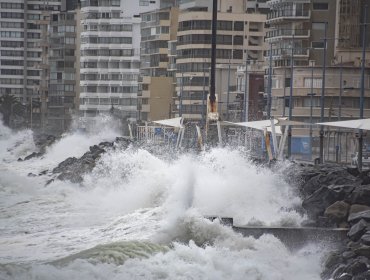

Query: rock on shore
<box><xmin>294</xmin><ymin>163</ymin><xmax>370</xmax><ymax>280</ymax></box>
<box><xmin>51</xmin><ymin>137</ymin><xmax>132</xmax><ymax>184</ymax></box>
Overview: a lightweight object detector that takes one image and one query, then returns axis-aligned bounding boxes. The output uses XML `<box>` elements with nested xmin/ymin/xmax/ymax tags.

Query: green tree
<box><xmin>0</xmin><ymin>94</ymin><xmax>25</xmax><ymax>127</ymax></box>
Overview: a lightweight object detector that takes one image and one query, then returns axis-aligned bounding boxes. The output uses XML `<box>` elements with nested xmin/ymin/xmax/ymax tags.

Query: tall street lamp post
<box><xmin>179</xmin><ymin>72</ymin><xmax>184</xmax><ymax>117</ymax></box>
<box><xmin>226</xmin><ymin>56</ymin><xmax>231</xmax><ymax>121</ymax></box>
<box><xmin>243</xmin><ymin>57</ymin><xmax>249</xmax><ymax>122</ymax></box>
<box><xmin>358</xmin><ymin>6</ymin><xmax>368</xmax><ymax>171</ymax></box>
<box><xmin>319</xmin><ymin>22</ymin><xmax>328</xmax><ymax>164</ymax></box>
<box><xmin>287</xmin><ymin>35</ymin><xmax>294</xmax><ymax>159</ymax></box>
<box><xmin>308</xmin><ymin>60</ymin><xmax>316</xmax><ymax>154</ymax></box>
<box><xmin>267</xmin><ymin>42</ymin><xmax>273</xmax><ymax>119</ymax></box>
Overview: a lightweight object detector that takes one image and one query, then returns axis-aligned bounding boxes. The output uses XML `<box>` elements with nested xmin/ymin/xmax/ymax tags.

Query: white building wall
<box><xmin>79</xmin><ymin>0</ymin><xmax>159</xmax><ymax>122</ymax></box>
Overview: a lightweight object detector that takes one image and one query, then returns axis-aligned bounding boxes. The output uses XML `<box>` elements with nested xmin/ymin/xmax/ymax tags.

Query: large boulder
<box><xmin>302</xmin><ymin>184</ymin><xmax>355</xmax><ymax>219</ymax></box>
<box><xmin>348</xmin><ymin>210</ymin><xmax>370</xmax><ymax>225</ymax></box>
<box><xmin>353</xmin><ymin>244</ymin><xmax>370</xmax><ymax>258</ymax></box>
<box><xmin>350</xmin><ymin>185</ymin><xmax>370</xmax><ymax>206</ymax></box>
<box><xmin>348</xmin><ymin>219</ymin><xmax>370</xmax><ymax>242</ymax></box>
<box><xmin>349</xmin><ymin>204</ymin><xmax>370</xmax><ymax>216</ymax></box>
<box><xmin>299</xmin><ymin>168</ymin><xmax>358</xmax><ymax>196</ymax></box>
<box><xmin>324</xmin><ymin>201</ymin><xmax>350</xmax><ymax>223</ymax></box>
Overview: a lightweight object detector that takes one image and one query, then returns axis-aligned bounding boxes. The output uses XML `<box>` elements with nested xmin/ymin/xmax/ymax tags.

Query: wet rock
<box><xmin>342</xmin><ymin>250</ymin><xmax>356</xmax><ymax>259</ymax></box>
<box><xmin>51</xmin><ymin>140</ymin><xmax>117</xmax><ymax>183</ymax></box>
<box><xmin>349</xmin><ymin>204</ymin><xmax>370</xmax><ymax>216</ymax></box>
<box><xmin>45</xmin><ymin>179</ymin><xmax>54</xmax><ymax>186</ymax></box>
<box><xmin>324</xmin><ymin>201</ymin><xmax>350</xmax><ymax>223</ymax></box>
<box><xmin>360</xmin><ymin>232</ymin><xmax>370</xmax><ymax>245</ymax></box>
<box><xmin>27</xmin><ymin>172</ymin><xmax>36</xmax><ymax>177</ymax></box>
<box><xmin>52</xmin><ymin>157</ymin><xmax>78</xmax><ymax>173</ymax></box>
<box><xmin>345</xmin><ymin>258</ymin><xmax>368</xmax><ymax>275</ymax></box>
<box><xmin>24</xmin><ymin>152</ymin><xmax>42</xmax><ymax>160</ymax></box>
<box><xmin>350</xmin><ymin>185</ymin><xmax>370</xmax><ymax>206</ymax></box>
<box><xmin>17</xmin><ymin>158</ymin><xmax>22</xmax><ymax>162</ymax></box>
<box><xmin>325</xmin><ymin>252</ymin><xmax>343</xmax><ymax>270</ymax></box>
<box><xmin>353</xmin><ymin>245</ymin><xmax>370</xmax><ymax>258</ymax></box>
<box><xmin>348</xmin><ymin>219</ymin><xmax>369</xmax><ymax>241</ymax></box>
<box><xmin>330</xmin><ymin>264</ymin><xmax>347</xmax><ymax>279</ymax></box>
<box><xmin>336</xmin><ymin>273</ymin><xmax>353</xmax><ymax>280</ymax></box>
<box><xmin>348</xmin><ymin>210</ymin><xmax>370</xmax><ymax>224</ymax></box>
<box><xmin>354</xmin><ymin>271</ymin><xmax>370</xmax><ymax>280</ymax></box>
<box><xmin>56</xmin><ymin>172</ymin><xmax>83</xmax><ymax>184</ymax></box>
<box><xmin>39</xmin><ymin>170</ymin><xmax>48</xmax><ymax>176</ymax></box>
<box><xmin>33</xmin><ymin>134</ymin><xmax>57</xmax><ymax>152</ymax></box>
<box><xmin>302</xmin><ymin>184</ymin><xmax>354</xmax><ymax>219</ymax></box>
<box><xmin>347</xmin><ymin>167</ymin><xmax>360</xmax><ymax>177</ymax></box>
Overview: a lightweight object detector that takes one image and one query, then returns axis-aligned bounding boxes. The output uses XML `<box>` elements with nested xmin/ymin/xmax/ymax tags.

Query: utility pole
<box><xmin>202</xmin><ymin>60</ymin><xmax>206</xmax><ymax>125</ymax></box>
<box><xmin>209</xmin><ymin>0</ymin><xmax>217</xmax><ymax>110</ymax></box>
<box><xmin>358</xmin><ymin>5</ymin><xmax>368</xmax><ymax>171</ymax></box>
<box><xmin>226</xmin><ymin>56</ymin><xmax>231</xmax><ymax>121</ymax></box>
<box><xmin>180</xmin><ymin>72</ymin><xmax>183</xmax><ymax>117</ymax></box>
<box><xmin>308</xmin><ymin>60</ymin><xmax>315</xmax><ymax>146</ymax></box>
<box><xmin>267</xmin><ymin>42</ymin><xmax>273</xmax><ymax>119</ymax></box>
<box><xmin>287</xmin><ymin>35</ymin><xmax>294</xmax><ymax>158</ymax></box>
<box><xmin>339</xmin><ymin>56</ymin><xmax>343</xmax><ymax>121</ymax></box>
<box><xmin>243</xmin><ymin>57</ymin><xmax>249</xmax><ymax>122</ymax></box>
<box><xmin>319</xmin><ymin>22</ymin><xmax>328</xmax><ymax>164</ymax></box>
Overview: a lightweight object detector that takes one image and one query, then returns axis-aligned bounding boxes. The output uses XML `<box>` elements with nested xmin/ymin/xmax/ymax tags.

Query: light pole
<box><xmin>243</xmin><ymin>57</ymin><xmax>249</xmax><ymax>122</ymax></box>
<box><xmin>202</xmin><ymin>61</ymin><xmax>206</xmax><ymax>125</ymax></box>
<box><xmin>226</xmin><ymin>56</ymin><xmax>231</xmax><ymax>121</ymax></box>
<box><xmin>319</xmin><ymin>22</ymin><xmax>328</xmax><ymax>164</ymax></box>
<box><xmin>287</xmin><ymin>35</ymin><xmax>294</xmax><ymax>159</ymax></box>
<box><xmin>179</xmin><ymin>72</ymin><xmax>183</xmax><ymax>117</ymax></box>
<box><xmin>282</xmin><ymin>66</ymin><xmax>287</xmax><ymax>117</ymax></box>
<box><xmin>267</xmin><ymin>42</ymin><xmax>273</xmax><ymax>119</ymax></box>
<box><xmin>358</xmin><ymin>5</ymin><xmax>368</xmax><ymax>171</ymax></box>
<box><xmin>308</xmin><ymin>60</ymin><xmax>316</xmax><ymax>150</ymax></box>
<box><xmin>338</xmin><ymin>56</ymin><xmax>343</xmax><ymax>121</ymax></box>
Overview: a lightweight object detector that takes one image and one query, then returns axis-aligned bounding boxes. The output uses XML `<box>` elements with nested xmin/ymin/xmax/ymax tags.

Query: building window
<box><xmin>311</xmin><ymin>41</ymin><xmax>325</xmax><ymax>49</ymax></box>
<box><xmin>304</xmin><ymin>77</ymin><xmax>322</xmax><ymax>88</ymax></box>
<box><xmin>312</xmin><ymin>22</ymin><xmax>326</xmax><ymax>30</ymax></box>
<box><xmin>233</xmin><ymin>50</ymin><xmax>243</xmax><ymax>59</ymax></box>
<box><xmin>233</xmin><ymin>35</ymin><xmax>243</xmax><ymax>45</ymax></box>
<box><xmin>217</xmin><ymin>21</ymin><xmax>232</xmax><ymax>31</ymax></box>
<box><xmin>313</xmin><ymin>3</ymin><xmax>329</xmax><ymax>10</ymax></box>
<box><xmin>234</xmin><ymin>21</ymin><xmax>244</xmax><ymax>31</ymax></box>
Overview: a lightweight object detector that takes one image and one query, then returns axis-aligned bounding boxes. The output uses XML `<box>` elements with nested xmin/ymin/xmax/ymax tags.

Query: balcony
<box><xmin>267</xmin><ymin>9</ymin><xmax>310</xmax><ymax>24</ymax></box>
<box><xmin>266</xmin><ymin>29</ymin><xmax>310</xmax><ymax>42</ymax></box>
<box><xmin>268</xmin><ymin>47</ymin><xmax>309</xmax><ymax>59</ymax></box>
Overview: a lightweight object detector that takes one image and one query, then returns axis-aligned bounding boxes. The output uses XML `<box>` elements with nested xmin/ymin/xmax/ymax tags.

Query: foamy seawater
<box><xmin>0</xmin><ymin>119</ymin><xmax>328</xmax><ymax>279</ymax></box>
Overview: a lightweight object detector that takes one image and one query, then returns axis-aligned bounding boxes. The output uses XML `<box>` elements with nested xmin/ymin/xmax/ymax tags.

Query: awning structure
<box><xmin>222</xmin><ymin>119</ymin><xmax>283</xmax><ymax>134</ymax></box>
<box><xmin>276</xmin><ymin>118</ymin><xmax>310</xmax><ymax>126</ymax></box>
<box><xmin>152</xmin><ymin>117</ymin><xmax>184</xmax><ymax>128</ymax></box>
<box><xmin>317</xmin><ymin>119</ymin><xmax>370</xmax><ymax>131</ymax></box>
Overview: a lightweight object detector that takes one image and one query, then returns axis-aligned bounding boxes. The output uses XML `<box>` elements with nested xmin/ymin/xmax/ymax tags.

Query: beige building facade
<box><xmin>176</xmin><ymin>1</ymin><xmax>267</xmax><ymax>122</ymax></box>
<box><xmin>138</xmin><ymin>5</ymin><xmax>178</xmax><ymax>123</ymax></box>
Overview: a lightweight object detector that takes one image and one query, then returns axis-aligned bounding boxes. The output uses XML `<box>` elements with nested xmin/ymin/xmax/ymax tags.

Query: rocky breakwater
<box><xmin>294</xmin><ymin>163</ymin><xmax>370</xmax><ymax>280</ymax></box>
<box><xmin>19</xmin><ymin>133</ymin><xmax>58</xmax><ymax>161</ymax></box>
<box><xmin>51</xmin><ymin>137</ymin><xmax>132</xmax><ymax>184</ymax></box>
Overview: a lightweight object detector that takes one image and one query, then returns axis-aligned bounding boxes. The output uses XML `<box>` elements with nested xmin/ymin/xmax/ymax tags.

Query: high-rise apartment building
<box><xmin>48</xmin><ymin>0</ymin><xmax>80</xmax><ymax>134</ymax></box>
<box><xmin>266</xmin><ymin>0</ymin><xmax>370</xmax><ymax>123</ymax></box>
<box><xmin>79</xmin><ymin>0</ymin><xmax>159</xmax><ymax>125</ymax></box>
<box><xmin>266</xmin><ymin>0</ymin><xmax>370</xmax><ymax>161</ymax></box>
<box><xmin>0</xmin><ymin>0</ymin><xmax>61</xmax><ymax>129</ymax></box>
<box><xmin>138</xmin><ymin>4</ymin><xmax>179</xmax><ymax>122</ymax></box>
<box><xmin>176</xmin><ymin>0</ymin><xmax>267</xmax><ymax>121</ymax></box>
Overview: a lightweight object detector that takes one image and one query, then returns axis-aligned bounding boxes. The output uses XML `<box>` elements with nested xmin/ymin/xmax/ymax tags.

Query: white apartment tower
<box><xmin>79</xmin><ymin>0</ymin><xmax>159</xmax><ymax>123</ymax></box>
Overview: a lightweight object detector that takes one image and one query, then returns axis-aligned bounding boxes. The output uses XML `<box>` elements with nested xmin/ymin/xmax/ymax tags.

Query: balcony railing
<box><xmin>267</xmin><ymin>9</ymin><xmax>310</xmax><ymax>20</ymax></box>
<box><xmin>267</xmin><ymin>29</ymin><xmax>309</xmax><ymax>39</ymax></box>
<box><xmin>267</xmin><ymin>47</ymin><xmax>309</xmax><ymax>57</ymax></box>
